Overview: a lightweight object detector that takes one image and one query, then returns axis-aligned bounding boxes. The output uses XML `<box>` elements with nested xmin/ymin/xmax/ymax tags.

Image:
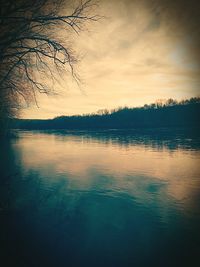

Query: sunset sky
<box><xmin>22</xmin><ymin>0</ymin><xmax>200</xmax><ymax>119</ymax></box>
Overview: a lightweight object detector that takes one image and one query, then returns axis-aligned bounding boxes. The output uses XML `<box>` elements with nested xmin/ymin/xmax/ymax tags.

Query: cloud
<box><xmin>23</xmin><ymin>0</ymin><xmax>200</xmax><ymax>119</ymax></box>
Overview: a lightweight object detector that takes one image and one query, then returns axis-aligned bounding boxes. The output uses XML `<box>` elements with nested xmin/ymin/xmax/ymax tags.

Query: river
<box><xmin>1</xmin><ymin>129</ymin><xmax>200</xmax><ymax>267</ymax></box>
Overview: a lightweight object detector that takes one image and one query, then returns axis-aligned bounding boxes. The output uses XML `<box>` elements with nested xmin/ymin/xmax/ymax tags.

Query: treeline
<box><xmin>11</xmin><ymin>97</ymin><xmax>200</xmax><ymax>130</ymax></box>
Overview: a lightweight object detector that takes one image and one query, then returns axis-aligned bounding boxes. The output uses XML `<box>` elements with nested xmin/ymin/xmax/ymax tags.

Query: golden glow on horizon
<box><xmin>22</xmin><ymin>0</ymin><xmax>200</xmax><ymax>119</ymax></box>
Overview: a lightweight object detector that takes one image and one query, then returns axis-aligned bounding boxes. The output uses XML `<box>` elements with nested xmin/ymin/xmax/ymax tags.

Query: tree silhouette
<box><xmin>10</xmin><ymin>97</ymin><xmax>200</xmax><ymax>130</ymax></box>
<box><xmin>0</xmin><ymin>0</ymin><xmax>99</xmax><ymax>129</ymax></box>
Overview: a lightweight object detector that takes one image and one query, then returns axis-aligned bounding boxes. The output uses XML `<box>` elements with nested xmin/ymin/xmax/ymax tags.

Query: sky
<box><xmin>22</xmin><ymin>0</ymin><xmax>200</xmax><ymax>119</ymax></box>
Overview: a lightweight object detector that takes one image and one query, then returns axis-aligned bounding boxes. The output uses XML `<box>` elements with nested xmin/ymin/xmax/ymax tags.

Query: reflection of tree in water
<box><xmin>0</xmin><ymin>138</ymin><xmax>19</xmax><ymax>210</ymax></box>
<box><xmin>1</xmin><ymin>130</ymin><xmax>200</xmax><ymax>266</ymax></box>
<box><xmin>42</xmin><ymin>128</ymin><xmax>200</xmax><ymax>151</ymax></box>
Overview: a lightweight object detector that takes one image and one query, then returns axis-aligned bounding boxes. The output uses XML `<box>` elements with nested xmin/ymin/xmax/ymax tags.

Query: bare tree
<box><xmin>0</xmin><ymin>0</ymin><xmax>99</xmax><ymax>128</ymax></box>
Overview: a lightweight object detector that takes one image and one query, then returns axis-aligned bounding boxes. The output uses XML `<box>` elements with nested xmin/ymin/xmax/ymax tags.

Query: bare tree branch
<box><xmin>0</xmin><ymin>0</ymin><xmax>99</xmax><ymax>127</ymax></box>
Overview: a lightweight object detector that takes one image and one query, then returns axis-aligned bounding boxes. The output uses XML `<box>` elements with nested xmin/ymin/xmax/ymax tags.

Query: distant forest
<box><xmin>11</xmin><ymin>97</ymin><xmax>200</xmax><ymax>130</ymax></box>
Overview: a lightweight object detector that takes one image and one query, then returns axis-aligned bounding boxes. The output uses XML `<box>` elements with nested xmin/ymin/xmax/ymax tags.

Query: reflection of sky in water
<box><xmin>13</xmin><ymin>131</ymin><xmax>200</xmax><ymax>212</ymax></box>
<box><xmin>3</xmin><ymin>130</ymin><xmax>199</xmax><ymax>266</ymax></box>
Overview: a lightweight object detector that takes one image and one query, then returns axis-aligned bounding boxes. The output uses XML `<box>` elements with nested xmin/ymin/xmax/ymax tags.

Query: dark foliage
<box><xmin>11</xmin><ymin>97</ymin><xmax>200</xmax><ymax>130</ymax></box>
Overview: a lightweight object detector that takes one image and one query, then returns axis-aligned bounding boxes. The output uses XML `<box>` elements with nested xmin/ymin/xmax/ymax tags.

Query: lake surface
<box><xmin>1</xmin><ymin>129</ymin><xmax>200</xmax><ymax>267</ymax></box>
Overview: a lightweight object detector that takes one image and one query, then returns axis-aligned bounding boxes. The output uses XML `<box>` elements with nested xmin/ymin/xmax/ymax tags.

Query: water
<box><xmin>1</xmin><ymin>129</ymin><xmax>200</xmax><ymax>267</ymax></box>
